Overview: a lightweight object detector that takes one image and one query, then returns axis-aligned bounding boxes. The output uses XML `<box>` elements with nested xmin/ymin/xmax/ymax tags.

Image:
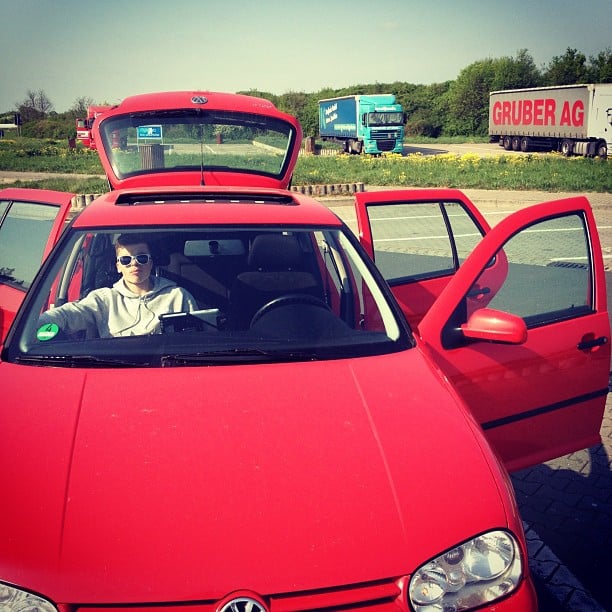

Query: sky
<box><xmin>2</xmin><ymin>0</ymin><xmax>611</xmax><ymax>113</ymax></box>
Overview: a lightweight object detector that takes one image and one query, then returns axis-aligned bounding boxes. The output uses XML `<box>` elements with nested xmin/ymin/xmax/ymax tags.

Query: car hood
<box><xmin>0</xmin><ymin>351</ymin><xmax>508</xmax><ymax>603</ymax></box>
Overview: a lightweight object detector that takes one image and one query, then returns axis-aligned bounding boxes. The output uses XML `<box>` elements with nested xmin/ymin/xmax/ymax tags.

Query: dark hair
<box><xmin>115</xmin><ymin>233</ymin><xmax>151</xmax><ymax>253</ymax></box>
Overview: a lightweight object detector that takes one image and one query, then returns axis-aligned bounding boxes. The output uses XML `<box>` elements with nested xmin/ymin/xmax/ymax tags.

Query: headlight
<box><xmin>0</xmin><ymin>582</ymin><xmax>57</xmax><ymax>612</ymax></box>
<box><xmin>408</xmin><ymin>530</ymin><xmax>522</xmax><ymax>611</ymax></box>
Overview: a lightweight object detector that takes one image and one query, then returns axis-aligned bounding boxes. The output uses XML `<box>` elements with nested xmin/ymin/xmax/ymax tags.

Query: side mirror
<box><xmin>461</xmin><ymin>308</ymin><xmax>527</xmax><ymax>345</ymax></box>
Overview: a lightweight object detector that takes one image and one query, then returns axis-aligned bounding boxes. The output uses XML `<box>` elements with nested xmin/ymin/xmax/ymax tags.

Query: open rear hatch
<box><xmin>93</xmin><ymin>91</ymin><xmax>303</xmax><ymax>191</ymax></box>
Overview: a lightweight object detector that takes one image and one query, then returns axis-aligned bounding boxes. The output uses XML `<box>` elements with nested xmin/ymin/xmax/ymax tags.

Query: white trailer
<box><xmin>489</xmin><ymin>84</ymin><xmax>612</xmax><ymax>158</ymax></box>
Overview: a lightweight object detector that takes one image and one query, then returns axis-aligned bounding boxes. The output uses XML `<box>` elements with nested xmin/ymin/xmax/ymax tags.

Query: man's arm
<box><xmin>39</xmin><ymin>290</ymin><xmax>106</xmax><ymax>334</ymax></box>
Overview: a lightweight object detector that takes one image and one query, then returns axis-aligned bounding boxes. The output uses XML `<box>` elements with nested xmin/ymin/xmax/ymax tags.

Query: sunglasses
<box><xmin>117</xmin><ymin>254</ymin><xmax>152</xmax><ymax>266</ymax></box>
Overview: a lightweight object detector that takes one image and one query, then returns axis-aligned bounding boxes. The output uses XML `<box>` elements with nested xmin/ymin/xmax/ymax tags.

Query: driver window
<box><xmin>468</xmin><ymin>213</ymin><xmax>592</xmax><ymax>326</ymax></box>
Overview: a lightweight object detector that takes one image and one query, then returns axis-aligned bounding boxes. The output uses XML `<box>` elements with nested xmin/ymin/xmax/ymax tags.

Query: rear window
<box><xmin>99</xmin><ymin>110</ymin><xmax>296</xmax><ymax>181</ymax></box>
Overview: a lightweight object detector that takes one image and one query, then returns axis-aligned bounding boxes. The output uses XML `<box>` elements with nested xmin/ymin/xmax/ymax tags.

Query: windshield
<box><xmin>6</xmin><ymin>226</ymin><xmax>409</xmax><ymax>367</ymax></box>
<box><xmin>368</xmin><ymin>112</ymin><xmax>404</xmax><ymax>126</ymax></box>
<box><xmin>98</xmin><ymin>110</ymin><xmax>296</xmax><ymax>181</ymax></box>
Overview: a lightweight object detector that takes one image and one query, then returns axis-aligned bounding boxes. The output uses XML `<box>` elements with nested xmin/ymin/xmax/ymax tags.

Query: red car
<box><xmin>0</xmin><ymin>91</ymin><xmax>609</xmax><ymax>612</ymax></box>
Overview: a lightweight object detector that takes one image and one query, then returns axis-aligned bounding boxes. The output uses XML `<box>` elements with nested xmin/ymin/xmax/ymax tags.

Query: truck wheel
<box><xmin>596</xmin><ymin>141</ymin><xmax>607</xmax><ymax>159</ymax></box>
<box><xmin>511</xmin><ymin>136</ymin><xmax>521</xmax><ymax>151</ymax></box>
<box><xmin>520</xmin><ymin>137</ymin><xmax>531</xmax><ymax>152</ymax></box>
<box><xmin>561</xmin><ymin>140</ymin><xmax>573</xmax><ymax>156</ymax></box>
<box><xmin>503</xmin><ymin>136</ymin><xmax>512</xmax><ymax>151</ymax></box>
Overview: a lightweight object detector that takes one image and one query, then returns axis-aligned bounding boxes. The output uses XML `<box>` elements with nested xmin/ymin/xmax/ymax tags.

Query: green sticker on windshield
<box><xmin>37</xmin><ymin>323</ymin><xmax>60</xmax><ymax>341</ymax></box>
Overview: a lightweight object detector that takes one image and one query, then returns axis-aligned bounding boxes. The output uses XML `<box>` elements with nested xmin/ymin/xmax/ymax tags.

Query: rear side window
<box><xmin>0</xmin><ymin>200</ymin><xmax>61</xmax><ymax>291</ymax></box>
<box><xmin>368</xmin><ymin>201</ymin><xmax>484</xmax><ymax>283</ymax></box>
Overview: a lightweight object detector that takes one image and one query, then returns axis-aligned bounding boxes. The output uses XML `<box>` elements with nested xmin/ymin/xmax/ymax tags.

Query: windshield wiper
<box><xmin>15</xmin><ymin>354</ymin><xmax>150</xmax><ymax>368</ymax></box>
<box><xmin>161</xmin><ymin>347</ymin><xmax>318</xmax><ymax>366</ymax></box>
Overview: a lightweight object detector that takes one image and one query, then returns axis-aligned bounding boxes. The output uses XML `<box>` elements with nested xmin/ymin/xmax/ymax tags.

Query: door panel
<box><xmin>354</xmin><ymin>189</ymin><xmax>491</xmax><ymax>328</ymax></box>
<box><xmin>0</xmin><ymin>188</ymin><xmax>74</xmax><ymax>340</ymax></box>
<box><xmin>418</xmin><ymin>197</ymin><xmax>609</xmax><ymax>471</ymax></box>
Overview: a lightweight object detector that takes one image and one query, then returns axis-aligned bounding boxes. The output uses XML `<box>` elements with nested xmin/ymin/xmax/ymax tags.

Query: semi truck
<box><xmin>489</xmin><ymin>83</ymin><xmax>612</xmax><ymax>158</ymax></box>
<box><xmin>76</xmin><ymin>105</ymin><xmax>112</xmax><ymax>149</ymax></box>
<box><xmin>318</xmin><ymin>94</ymin><xmax>405</xmax><ymax>154</ymax></box>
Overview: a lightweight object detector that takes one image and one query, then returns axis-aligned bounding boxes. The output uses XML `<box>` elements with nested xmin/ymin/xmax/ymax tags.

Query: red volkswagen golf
<box><xmin>0</xmin><ymin>92</ymin><xmax>609</xmax><ymax>611</ymax></box>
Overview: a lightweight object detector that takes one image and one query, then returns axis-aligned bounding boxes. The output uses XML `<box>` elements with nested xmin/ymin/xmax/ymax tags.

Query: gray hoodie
<box><xmin>40</xmin><ymin>277</ymin><xmax>198</xmax><ymax>337</ymax></box>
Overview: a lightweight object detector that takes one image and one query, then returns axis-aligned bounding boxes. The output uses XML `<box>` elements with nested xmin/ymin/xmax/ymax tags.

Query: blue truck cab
<box><xmin>318</xmin><ymin>94</ymin><xmax>405</xmax><ymax>154</ymax></box>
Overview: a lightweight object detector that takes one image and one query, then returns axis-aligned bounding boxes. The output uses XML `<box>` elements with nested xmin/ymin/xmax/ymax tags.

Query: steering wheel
<box><xmin>250</xmin><ymin>294</ymin><xmax>331</xmax><ymax>327</ymax></box>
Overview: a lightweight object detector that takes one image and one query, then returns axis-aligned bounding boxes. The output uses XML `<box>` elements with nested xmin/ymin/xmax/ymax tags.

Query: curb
<box><xmin>71</xmin><ymin>193</ymin><xmax>102</xmax><ymax>210</ymax></box>
<box><xmin>291</xmin><ymin>183</ymin><xmax>365</xmax><ymax>196</ymax></box>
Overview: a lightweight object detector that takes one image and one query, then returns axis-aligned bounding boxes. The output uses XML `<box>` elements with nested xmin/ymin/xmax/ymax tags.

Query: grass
<box><xmin>0</xmin><ymin>138</ymin><xmax>103</xmax><ymax>174</ymax></box>
<box><xmin>294</xmin><ymin>152</ymin><xmax>611</xmax><ymax>193</ymax></box>
<box><xmin>0</xmin><ymin>137</ymin><xmax>609</xmax><ymax>194</ymax></box>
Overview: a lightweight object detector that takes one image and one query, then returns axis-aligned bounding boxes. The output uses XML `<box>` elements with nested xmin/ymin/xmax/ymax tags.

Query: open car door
<box><xmin>354</xmin><ymin>189</ymin><xmax>495</xmax><ymax>329</ymax></box>
<box><xmin>0</xmin><ymin>188</ymin><xmax>74</xmax><ymax>341</ymax></box>
<box><xmin>416</xmin><ymin>196</ymin><xmax>610</xmax><ymax>472</ymax></box>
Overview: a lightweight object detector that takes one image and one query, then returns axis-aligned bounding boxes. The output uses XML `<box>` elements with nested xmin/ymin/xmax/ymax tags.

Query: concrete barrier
<box><xmin>290</xmin><ymin>183</ymin><xmax>365</xmax><ymax>196</ymax></box>
<box><xmin>299</xmin><ymin>147</ymin><xmax>339</xmax><ymax>157</ymax></box>
<box><xmin>71</xmin><ymin>194</ymin><xmax>102</xmax><ymax>211</ymax></box>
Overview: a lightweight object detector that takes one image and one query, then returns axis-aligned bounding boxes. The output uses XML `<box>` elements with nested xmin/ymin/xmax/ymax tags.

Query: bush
<box><xmin>21</xmin><ymin>118</ymin><xmax>75</xmax><ymax>139</ymax></box>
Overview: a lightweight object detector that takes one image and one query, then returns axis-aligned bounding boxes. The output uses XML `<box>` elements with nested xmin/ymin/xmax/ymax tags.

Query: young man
<box><xmin>39</xmin><ymin>234</ymin><xmax>198</xmax><ymax>337</ymax></box>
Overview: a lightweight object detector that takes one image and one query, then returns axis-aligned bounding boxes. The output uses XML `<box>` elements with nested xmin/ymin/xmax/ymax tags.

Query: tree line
<box><xmin>5</xmin><ymin>47</ymin><xmax>611</xmax><ymax>141</ymax></box>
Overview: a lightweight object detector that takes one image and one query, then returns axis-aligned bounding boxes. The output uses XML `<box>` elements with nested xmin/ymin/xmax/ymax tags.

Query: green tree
<box><xmin>490</xmin><ymin>49</ymin><xmax>541</xmax><ymax>90</ymax></box>
<box><xmin>445</xmin><ymin>60</ymin><xmax>496</xmax><ymax>135</ymax></box>
<box><xmin>238</xmin><ymin>89</ymin><xmax>279</xmax><ymax>106</ymax></box>
<box><xmin>277</xmin><ymin>91</ymin><xmax>312</xmax><ymax>137</ymax></box>
<box><xmin>401</xmin><ymin>82</ymin><xmax>451</xmax><ymax>137</ymax></box>
<box><xmin>543</xmin><ymin>48</ymin><xmax>588</xmax><ymax>85</ymax></box>
<box><xmin>587</xmin><ymin>48</ymin><xmax>612</xmax><ymax>82</ymax></box>
<box><xmin>444</xmin><ymin>50</ymin><xmax>542</xmax><ymax>136</ymax></box>
<box><xmin>70</xmin><ymin>96</ymin><xmax>96</xmax><ymax>119</ymax></box>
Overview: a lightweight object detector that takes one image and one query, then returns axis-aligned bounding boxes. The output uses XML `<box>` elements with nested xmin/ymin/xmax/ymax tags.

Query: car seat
<box><xmin>229</xmin><ymin>234</ymin><xmax>322</xmax><ymax>329</ymax></box>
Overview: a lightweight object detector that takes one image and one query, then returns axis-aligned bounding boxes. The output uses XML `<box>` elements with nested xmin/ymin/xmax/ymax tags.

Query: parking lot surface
<box><xmin>328</xmin><ymin>187</ymin><xmax>612</xmax><ymax>611</ymax></box>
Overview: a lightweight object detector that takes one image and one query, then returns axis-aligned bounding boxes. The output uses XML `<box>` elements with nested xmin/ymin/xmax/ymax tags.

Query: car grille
<box><xmin>371</xmin><ymin>129</ymin><xmax>401</xmax><ymax>151</ymax></box>
<box><xmin>375</xmin><ymin>140</ymin><xmax>397</xmax><ymax>151</ymax></box>
<box><xmin>73</xmin><ymin>577</ymin><xmax>405</xmax><ymax>611</ymax></box>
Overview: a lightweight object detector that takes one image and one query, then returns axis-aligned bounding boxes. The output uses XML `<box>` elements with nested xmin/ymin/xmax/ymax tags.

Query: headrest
<box><xmin>248</xmin><ymin>234</ymin><xmax>301</xmax><ymax>270</ymax></box>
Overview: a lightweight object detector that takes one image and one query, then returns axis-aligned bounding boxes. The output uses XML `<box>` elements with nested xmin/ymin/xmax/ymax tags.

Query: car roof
<box><xmin>71</xmin><ymin>186</ymin><xmax>344</xmax><ymax>229</ymax></box>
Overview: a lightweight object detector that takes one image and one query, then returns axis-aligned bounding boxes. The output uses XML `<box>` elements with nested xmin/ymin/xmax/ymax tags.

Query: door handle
<box><xmin>467</xmin><ymin>286</ymin><xmax>491</xmax><ymax>299</ymax></box>
<box><xmin>577</xmin><ymin>336</ymin><xmax>608</xmax><ymax>350</ymax></box>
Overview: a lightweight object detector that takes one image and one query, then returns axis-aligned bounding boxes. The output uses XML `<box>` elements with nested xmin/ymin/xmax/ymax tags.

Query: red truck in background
<box><xmin>489</xmin><ymin>83</ymin><xmax>611</xmax><ymax>158</ymax></box>
<box><xmin>75</xmin><ymin>105</ymin><xmax>112</xmax><ymax>149</ymax></box>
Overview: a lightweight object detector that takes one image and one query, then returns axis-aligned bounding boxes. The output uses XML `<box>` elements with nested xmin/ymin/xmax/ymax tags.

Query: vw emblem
<box><xmin>219</xmin><ymin>597</ymin><xmax>267</xmax><ymax>612</ymax></box>
<box><xmin>191</xmin><ymin>96</ymin><xmax>208</xmax><ymax>105</ymax></box>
